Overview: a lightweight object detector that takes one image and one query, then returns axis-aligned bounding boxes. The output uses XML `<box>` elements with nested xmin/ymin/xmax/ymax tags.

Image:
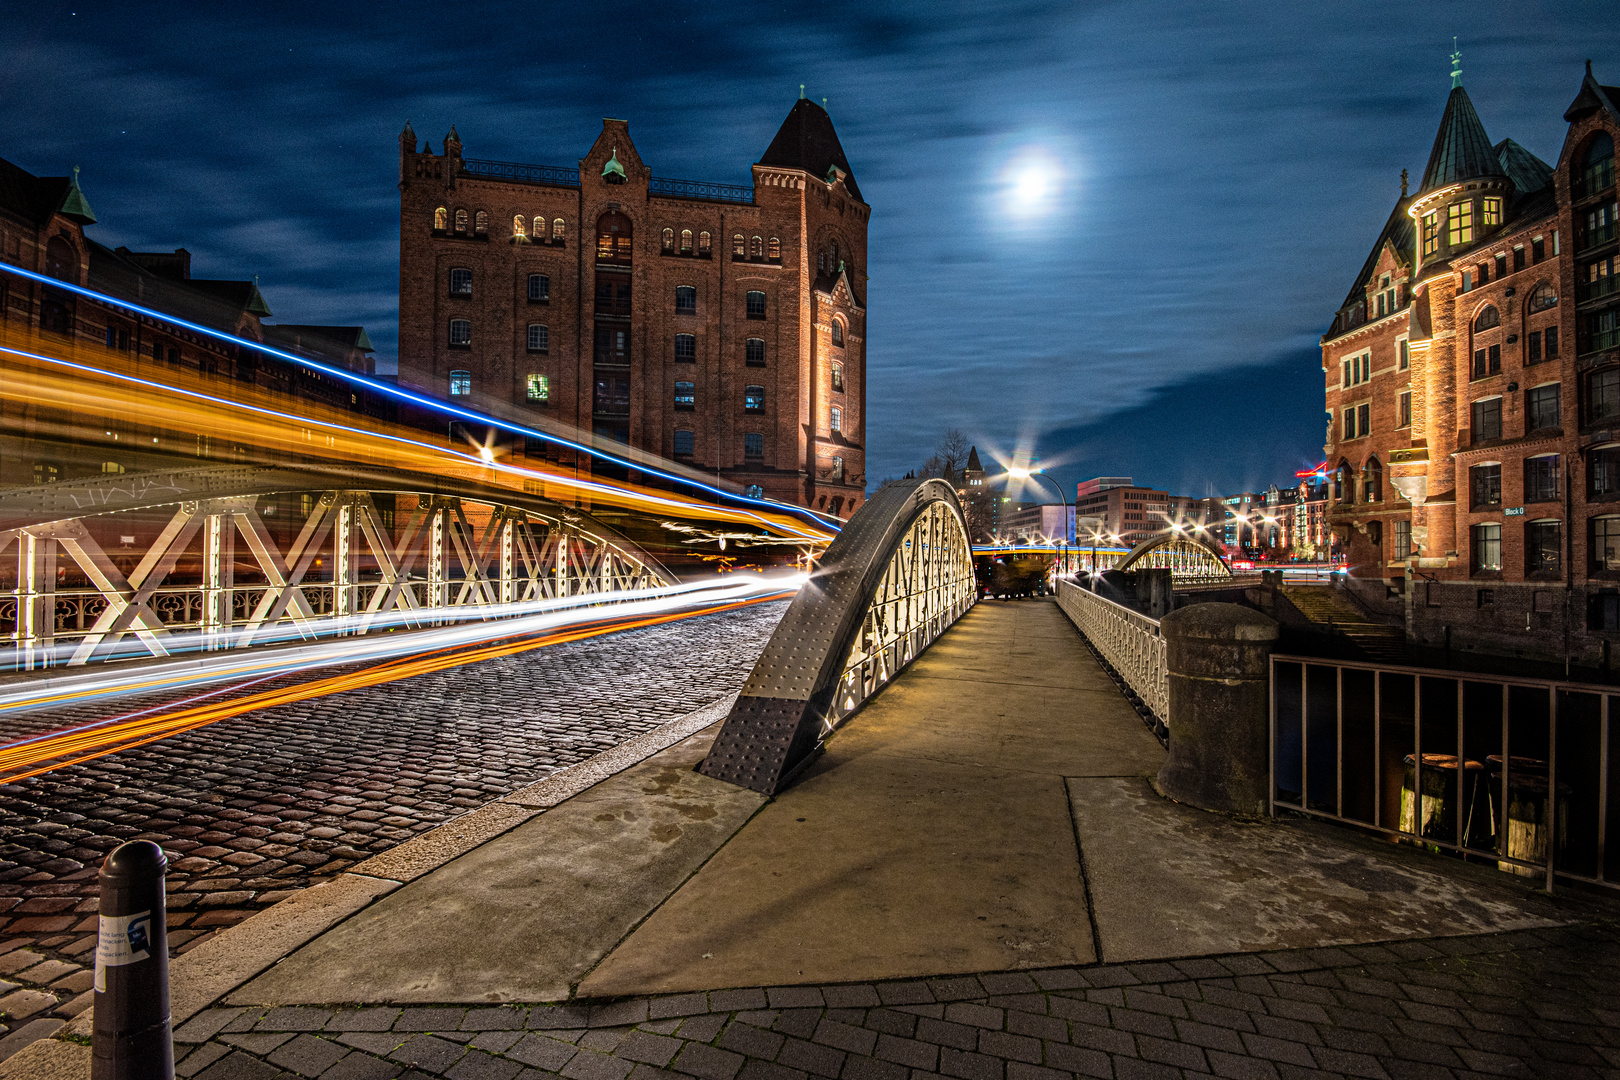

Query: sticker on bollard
<box><xmin>93</xmin><ymin>840</ymin><xmax>173</xmax><ymax>1080</ymax></box>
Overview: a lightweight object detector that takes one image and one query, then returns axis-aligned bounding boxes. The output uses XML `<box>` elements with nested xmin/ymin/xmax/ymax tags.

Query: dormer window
<box><xmin>1448</xmin><ymin>202</ymin><xmax>1473</xmax><ymax>247</ymax></box>
<box><xmin>1422</xmin><ymin>211</ymin><xmax>1440</xmax><ymax>256</ymax></box>
<box><xmin>1482</xmin><ymin>197</ymin><xmax>1502</xmax><ymax>226</ymax></box>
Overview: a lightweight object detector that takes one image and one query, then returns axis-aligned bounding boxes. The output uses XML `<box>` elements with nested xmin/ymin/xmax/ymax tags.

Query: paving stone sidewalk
<box><xmin>171</xmin><ymin>921</ymin><xmax>1620</xmax><ymax>1080</ymax></box>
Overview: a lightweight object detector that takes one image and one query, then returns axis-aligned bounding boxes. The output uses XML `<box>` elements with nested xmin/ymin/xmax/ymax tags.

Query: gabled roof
<box><xmin>1564</xmin><ymin>62</ymin><xmax>1620</xmax><ymax>124</ymax></box>
<box><xmin>1418</xmin><ymin>86</ymin><xmax>1504</xmax><ymax>194</ymax></box>
<box><xmin>1334</xmin><ymin>196</ymin><xmax>1413</xmax><ymax>315</ymax></box>
<box><xmin>758</xmin><ymin>99</ymin><xmax>862</xmax><ymax>202</ymax></box>
<box><xmin>265</xmin><ymin>324</ymin><xmax>375</xmax><ymax>354</ymax></box>
<box><xmin>186</xmin><ymin>278</ymin><xmax>272</xmax><ymax>318</ymax></box>
<box><xmin>0</xmin><ymin>156</ymin><xmax>93</xmax><ymax>225</ymax></box>
<box><xmin>87</xmin><ymin>240</ymin><xmax>273</xmax><ymax>328</ymax></box>
<box><xmin>1495</xmin><ymin>138</ymin><xmax>1553</xmax><ymax>196</ymax></box>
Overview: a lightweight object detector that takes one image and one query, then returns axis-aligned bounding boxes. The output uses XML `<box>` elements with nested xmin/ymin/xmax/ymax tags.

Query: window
<box><xmin>750</xmin><ymin>236</ymin><xmax>763</xmax><ymax>258</ymax></box>
<box><xmin>744</xmin><ymin>384</ymin><xmax>765</xmax><ymax>412</ymax></box>
<box><xmin>553</xmin><ymin>218</ymin><xmax>565</xmax><ymax>241</ymax></box>
<box><xmin>832</xmin><ymin>360</ymin><xmax>844</xmax><ymax>392</ymax></box>
<box><xmin>450</xmin><ymin>369</ymin><xmax>472</xmax><ymax>395</ymax></box>
<box><xmin>662</xmin><ymin>228</ymin><xmax>674</xmax><ymax>253</ymax></box>
<box><xmin>449</xmin><ymin>268</ymin><xmax>472</xmax><ymax>295</ymax></box>
<box><xmin>595</xmin><ymin>325</ymin><xmax>629</xmax><ymax>365</ymax></box>
<box><xmin>1545</xmin><ymin>325</ymin><xmax>1560</xmax><ymax>360</ymax></box>
<box><xmin>675</xmin><ymin>285</ymin><xmax>696</xmax><ymax>314</ymax></box>
<box><xmin>1470</xmin><ymin>463</ymin><xmax>1501</xmax><ymax>509</ymax></box>
<box><xmin>1392</xmin><ymin>520</ymin><xmax>1412</xmax><ymax>559</ymax></box>
<box><xmin>1341</xmin><ymin>352</ymin><xmax>1370</xmax><ymax>387</ymax></box>
<box><xmin>1357</xmin><ymin>402</ymin><xmax>1369</xmax><ymax>437</ymax></box>
<box><xmin>1398</xmin><ymin>390</ymin><xmax>1411</xmax><ymax>428</ymax></box>
<box><xmin>1581</xmin><ymin>257</ymin><xmax>1615</xmax><ymax>303</ymax></box>
<box><xmin>1513</xmin><ymin>247</ymin><xmax>1525</xmax><ymax>271</ymax></box>
<box><xmin>768</xmin><ymin>237</ymin><xmax>780</xmax><ymax>260</ymax></box>
<box><xmin>744</xmin><ymin>432</ymin><xmax>764</xmax><ymax>458</ymax></box>
<box><xmin>1482</xmin><ymin>198</ymin><xmax>1502</xmax><ymax>226</ymax></box>
<box><xmin>1591</xmin><ymin>369</ymin><xmax>1620</xmax><ymax>425</ymax></box>
<box><xmin>1363</xmin><ymin>457</ymin><xmax>1382</xmax><ymax>502</ymax></box>
<box><xmin>831</xmin><ymin>455</ymin><xmax>845</xmax><ymax>480</ymax></box>
<box><xmin>681</xmin><ymin>229</ymin><xmax>693</xmax><ymax>254</ymax></box>
<box><xmin>595</xmin><ymin>211</ymin><xmax>632</xmax><ymax>264</ymax></box>
<box><xmin>1471</xmin><ymin>397</ymin><xmax>1502</xmax><ymax>443</ymax></box>
<box><xmin>832</xmin><ymin>320</ymin><xmax>844</xmax><ymax>347</ymax></box>
<box><xmin>1461</xmin><ymin>270</ymin><xmax>1473</xmax><ymax>293</ymax></box>
<box><xmin>434</xmin><ymin>207</ymin><xmax>448</xmax><ymax>230</ymax></box>
<box><xmin>1398</xmin><ymin>339</ymin><xmax>1409</xmax><ymax>370</ymax></box>
<box><xmin>1422</xmin><ymin>211</ymin><xmax>1440</xmax><ymax>256</ymax></box>
<box><xmin>1474</xmin><ymin>305</ymin><xmax>1500</xmax><ymax>332</ymax></box>
<box><xmin>1529</xmin><ymin>282</ymin><xmax>1559</xmax><ymax>311</ymax></box>
<box><xmin>673</xmin><ymin>430</ymin><xmax>694</xmax><ymax>457</ymax></box>
<box><xmin>1343</xmin><ymin>407</ymin><xmax>1357</xmax><ymax>440</ymax></box>
<box><xmin>1472</xmin><ymin>523</ymin><xmax>1501</xmax><ymax>572</ymax></box>
<box><xmin>745</xmin><ymin>337</ymin><xmax>765</xmax><ymax>366</ymax></box>
<box><xmin>1584</xmin><ymin>201</ymin><xmax>1618</xmax><ymax>249</ymax></box>
<box><xmin>1529</xmin><ymin>330</ymin><xmax>1543</xmax><ymax>362</ymax></box>
<box><xmin>745</xmin><ymin>484</ymin><xmax>764</xmax><ymax>497</ymax></box>
<box><xmin>1589</xmin><ymin>309</ymin><xmax>1620</xmax><ymax>353</ymax></box>
<box><xmin>830</xmin><ymin>405</ymin><xmax>842</xmax><ymax>432</ymax></box>
<box><xmin>1577</xmin><ymin>132</ymin><xmax>1616</xmax><ymax>199</ymax></box>
<box><xmin>1336</xmin><ymin>462</ymin><xmax>1353</xmax><ymax>504</ymax></box>
<box><xmin>513</xmin><ymin>214</ymin><xmax>526</xmax><ymax>239</ymax></box>
<box><xmin>1593</xmin><ymin>446</ymin><xmax>1620</xmax><ymax>497</ymax></box>
<box><xmin>1495</xmin><ymin>253</ymin><xmax>1507</xmax><ymax>279</ymax></box>
<box><xmin>673</xmin><ymin>381</ymin><xmax>695</xmax><ymax>411</ymax></box>
<box><xmin>1472</xmin><ymin>344</ymin><xmax>1501</xmax><ymax>379</ymax></box>
<box><xmin>101</xmin><ymin>461</ymin><xmax>124</xmax><ymax>475</ymax></box>
<box><xmin>1448</xmin><ymin>201</ymin><xmax>1473</xmax><ymax>246</ymax></box>
<box><xmin>528</xmin><ymin>273</ymin><xmax>550</xmax><ymax>302</ymax></box>
<box><xmin>1528</xmin><ymin>384</ymin><xmax>1560</xmax><ymax>431</ymax></box>
<box><xmin>733</xmin><ymin>233</ymin><xmax>745</xmax><ymax>257</ymax></box>
<box><xmin>1525</xmin><ymin>454</ymin><xmax>1560</xmax><ymax>502</ymax></box>
<box><xmin>1595</xmin><ymin>517</ymin><xmax>1620</xmax><ymax>571</ymax></box>
<box><xmin>674</xmin><ymin>333</ymin><xmax>696</xmax><ymax>360</ymax></box>
<box><xmin>454</xmin><ymin>209</ymin><xmax>468</xmax><ymax>233</ymax></box>
<box><xmin>526</xmin><ymin>373</ymin><xmax>550</xmax><ymax>402</ymax></box>
<box><xmin>595</xmin><ymin>275</ymin><xmax>632</xmax><ymax>316</ymax></box>
<box><xmin>699</xmin><ymin>231</ymin><xmax>710</xmax><ymax>254</ymax></box>
<box><xmin>746</xmin><ymin>290</ymin><xmax>767</xmax><ymax>318</ymax></box>
<box><xmin>595</xmin><ymin>376</ymin><xmax>630</xmax><ymax>415</ymax></box>
<box><xmin>1533</xmin><ymin>236</ymin><xmax>1545</xmax><ymax>263</ymax></box>
<box><xmin>448</xmin><ymin>319</ymin><xmax>471</xmax><ymax>346</ymax></box>
<box><xmin>527</xmin><ymin>324</ymin><xmax>549</xmax><ymax>352</ymax></box>
<box><xmin>474</xmin><ymin>210</ymin><xmax>488</xmax><ymax>235</ymax></box>
<box><xmin>1526</xmin><ymin>521</ymin><xmax>1561</xmax><ymax>576</ymax></box>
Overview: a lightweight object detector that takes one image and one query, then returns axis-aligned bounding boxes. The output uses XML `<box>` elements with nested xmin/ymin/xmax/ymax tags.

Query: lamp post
<box><xmin>1006</xmin><ymin>466</ymin><xmax>1071</xmax><ymax>577</ymax></box>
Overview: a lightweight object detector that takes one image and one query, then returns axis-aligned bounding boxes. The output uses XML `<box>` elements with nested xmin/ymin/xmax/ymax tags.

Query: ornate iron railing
<box><xmin>649</xmin><ymin>176</ymin><xmax>755</xmax><ymax>204</ymax></box>
<box><xmin>1056</xmin><ymin>579</ymin><xmax>1168</xmax><ymax>731</ymax></box>
<box><xmin>460</xmin><ymin>159</ymin><xmax>581</xmax><ymax>188</ymax></box>
<box><xmin>700</xmin><ymin>478</ymin><xmax>975</xmax><ymax>793</ymax></box>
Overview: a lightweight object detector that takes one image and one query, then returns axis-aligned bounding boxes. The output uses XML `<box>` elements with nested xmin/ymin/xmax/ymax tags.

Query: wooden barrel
<box><xmin>1399</xmin><ymin>753</ymin><xmax>1486</xmax><ymax>846</ymax></box>
<box><xmin>1486</xmin><ymin>756</ymin><xmax>1569</xmax><ymax>877</ymax></box>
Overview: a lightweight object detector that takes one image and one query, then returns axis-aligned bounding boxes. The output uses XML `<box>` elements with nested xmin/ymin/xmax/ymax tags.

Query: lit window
<box><xmin>449</xmin><ymin>268</ymin><xmax>472</xmax><ymax>295</ymax></box>
<box><xmin>1470</xmin><ymin>463</ymin><xmax>1501</xmax><ymax>509</ymax></box>
<box><xmin>513</xmin><ymin>215</ymin><xmax>526</xmax><ymax>239</ymax></box>
<box><xmin>1482</xmin><ymin>197</ymin><xmax>1502</xmax><ymax>225</ymax></box>
<box><xmin>450</xmin><ymin>369</ymin><xmax>472</xmax><ymax>395</ymax></box>
<box><xmin>699</xmin><ymin>231</ymin><xmax>711</xmax><ymax>255</ymax></box>
<box><xmin>527</xmin><ymin>324</ymin><xmax>549</xmax><ymax>352</ymax></box>
<box><xmin>474</xmin><ymin>210</ymin><xmax>488</xmax><ymax>235</ymax></box>
<box><xmin>101</xmin><ymin>461</ymin><xmax>124</xmax><ymax>474</ymax></box>
<box><xmin>674</xmin><ymin>380</ymin><xmax>695</xmax><ymax>410</ymax></box>
<box><xmin>746</xmin><ymin>290</ymin><xmax>766</xmax><ymax>318</ymax></box>
<box><xmin>733</xmin><ymin>233</ymin><xmax>745</xmax><ymax>257</ymax></box>
<box><xmin>528</xmin><ymin>274</ymin><xmax>550</xmax><ymax>302</ymax></box>
<box><xmin>768</xmin><ymin>237</ymin><xmax>780</xmax><ymax>260</ymax></box>
<box><xmin>1525</xmin><ymin>454</ymin><xmax>1560</xmax><ymax>502</ymax></box>
<box><xmin>434</xmin><ymin>207</ymin><xmax>448</xmax><ymax>230</ymax></box>
<box><xmin>1472</xmin><ymin>523</ymin><xmax>1501</xmax><ymax>572</ymax></box>
<box><xmin>750</xmin><ymin>235</ymin><xmax>763</xmax><ymax>258</ymax></box>
<box><xmin>455</xmin><ymin>209</ymin><xmax>468</xmax><ymax>233</ymax></box>
<box><xmin>674</xmin><ymin>333</ymin><xmax>696</xmax><ymax>359</ymax></box>
<box><xmin>831</xmin><ymin>361</ymin><xmax>844</xmax><ymax>392</ymax></box>
<box><xmin>448</xmin><ymin>319</ymin><xmax>471</xmax><ymax>346</ymax></box>
<box><xmin>744</xmin><ymin>432</ymin><xmax>764</xmax><ymax>458</ymax></box>
<box><xmin>662</xmin><ymin>228</ymin><xmax>674</xmax><ymax>253</ymax></box>
<box><xmin>673</xmin><ymin>429</ymin><xmax>694</xmax><ymax>457</ymax></box>
<box><xmin>681</xmin><ymin>229</ymin><xmax>693</xmax><ymax>254</ymax></box>
<box><xmin>675</xmin><ymin>285</ymin><xmax>696</xmax><ymax>314</ymax></box>
<box><xmin>1392</xmin><ymin>520</ymin><xmax>1412</xmax><ymax>558</ymax></box>
<box><xmin>526</xmin><ymin>373</ymin><xmax>550</xmax><ymax>402</ymax></box>
<box><xmin>1531</xmin><ymin>281</ymin><xmax>1561</xmax><ymax>311</ymax></box>
<box><xmin>1596</xmin><ymin>447</ymin><xmax>1620</xmax><ymax>498</ymax></box>
<box><xmin>553</xmin><ymin>218</ymin><xmax>565</xmax><ymax>241</ymax></box>
<box><xmin>1448</xmin><ymin>202</ymin><xmax>1473</xmax><ymax>246</ymax></box>
<box><xmin>1528</xmin><ymin>384</ymin><xmax>1560</xmax><ymax>431</ymax></box>
<box><xmin>745</xmin><ymin>338</ymin><xmax>765</xmax><ymax>366</ymax></box>
<box><xmin>830</xmin><ymin>405</ymin><xmax>842</xmax><ymax>432</ymax></box>
<box><xmin>831</xmin><ymin>455</ymin><xmax>845</xmax><ymax>480</ymax></box>
<box><xmin>1595</xmin><ymin>516</ymin><xmax>1620</xmax><ymax>570</ymax></box>
<box><xmin>832</xmin><ymin>320</ymin><xmax>844</xmax><ymax>346</ymax></box>
<box><xmin>745</xmin><ymin>384</ymin><xmax>765</xmax><ymax>412</ymax></box>
<box><xmin>1422</xmin><ymin>211</ymin><xmax>1440</xmax><ymax>256</ymax></box>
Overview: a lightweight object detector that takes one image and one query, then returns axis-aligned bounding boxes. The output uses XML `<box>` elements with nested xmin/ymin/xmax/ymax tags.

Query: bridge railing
<box><xmin>699</xmin><ymin>478</ymin><xmax>976</xmax><ymax>794</ymax></box>
<box><xmin>1056</xmin><ymin>578</ymin><xmax>1168</xmax><ymax>735</ymax></box>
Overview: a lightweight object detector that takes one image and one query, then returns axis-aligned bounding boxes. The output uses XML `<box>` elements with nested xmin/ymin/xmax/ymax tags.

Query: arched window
<box><xmin>44</xmin><ymin>236</ymin><xmax>76</xmax><ymax>282</ymax></box>
<box><xmin>449</xmin><ymin>369</ymin><xmax>472</xmax><ymax>395</ymax></box>
<box><xmin>474</xmin><ymin>210</ymin><xmax>488</xmax><ymax>235</ymax></box>
<box><xmin>527</xmin><ymin>324</ymin><xmax>549</xmax><ymax>352</ymax></box>
<box><xmin>745</xmin><ymin>290</ymin><xmax>767</xmax><ymax>318</ymax></box>
<box><xmin>434</xmin><ymin>207</ymin><xmax>448</xmax><ymax>231</ymax></box>
<box><xmin>681</xmin><ymin>229</ymin><xmax>693</xmax><ymax>254</ymax></box>
<box><xmin>732</xmin><ymin>233</ymin><xmax>745</xmax><ymax>258</ymax></box>
<box><xmin>513</xmin><ymin>214</ymin><xmax>526</xmax><ymax>239</ymax></box>
<box><xmin>1363</xmin><ymin>457</ymin><xmax>1383</xmax><ymax>502</ymax></box>
<box><xmin>552</xmin><ymin>218</ymin><xmax>565</xmax><ymax>241</ymax></box>
<box><xmin>750</xmin><ymin>235</ymin><xmax>763</xmax><ymax>258</ymax></box>
<box><xmin>745</xmin><ymin>338</ymin><xmax>765</xmax><ymax>365</ymax></box>
<box><xmin>673</xmin><ymin>430</ymin><xmax>695</xmax><ymax>458</ymax></box>
<box><xmin>1529</xmin><ymin>282</ymin><xmax>1558</xmax><ymax>311</ymax></box>
<box><xmin>698</xmin><ymin>231</ymin><xmax>711</xmax><ymax>255</ymax></box>
<box><xmin>662</xmin><ymin>228</ymin><xmax>674</xmax><ymax>253</ymax></box>
<box><xmin>674</xmin><ymin>333</ymin><xmax>696</xmax><ymax>359</ymax></box>
<box><xmin>675</xmin><ymin>285</ymin><xmax>696</xmax><ymax>314</ymax></box>
<box><xmin>1336</xmin><ymin>460</ymin><xmax>1354</xmax><ymax>504</ymax></box>
<box><xmin>745</xmin><ymin>384</ymin><xmax>766</xmax><ymax>413</ymax></box>
<box><xmin>1578</xmin><ymin>131</ymin><xmax>1615</xmax><ymax>198</ymax></box>
<box><xmin>831</xmin><ymin>360</ymin><xmax>844</xmax><ymax>392</ymax></box>
<box><xmin>596</xmin><ymin>211</ymin><xmax>633</xmax><ymax>263</ymax></box>
<box><xmin>1474</xmin><ymin>305</ymin><xmax>1500</xmax><ymax>332</ymax></box>
<box><xmin>673</xmin><ymin>381</ymin><xmax>695</xmax><ymax>410</ymax></box>
<box><xmin>448</xmin><ymin>320</ymin><xmax>471</xmax><ymax>347</ymax></box>
<box><xmin>448</xmin><ymin>268</ymin><xmax>472</xmax><ymax>295</ymax></box>
<box><xmin>744</xmin><ymin>435</ymin><xmax>764</xmax><ymax>459</ymax></box>
<box><xmin>454</xmin><ymin>209</ymin><xmax>468</xmax><ymax>234</ymax></box>
<box><xmin>768</xmin><ymin>237</ymin><xmax>780</xmax><ymax>260</ymax></box>
<box><xmin>831</xmin><ymin>319</ymin><xmax>844</xmax><ymax>347</ymax></box>
<box><xmin>830</xmin><ymin>405</ymin><xmax>842</xmax><ymax>433</ymax></box>
<box><xmin>830</xmin><ymin>240</ymin><xmax>839</xmax><ymax>266</ymax></box>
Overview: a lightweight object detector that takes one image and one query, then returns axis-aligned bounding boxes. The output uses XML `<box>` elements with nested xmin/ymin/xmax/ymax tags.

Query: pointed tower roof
<box><xmin>965</xmin><ymin>446</ymin><xmax>983</xmax><ymax>473</ymax></box>
<box><xmin>1418</xmin><ymin>85</ymin><xmax>1503</xmax><ymax>194</ymax></box>
<box><xmin>1564</xmin><ymin>60</ymin><xmax>1620</xmax><ymax>123</ymax></box>
<box><xmin>57</xmin><ymin>166</ymin><xmax>95</xmax><ymax>224</ymax></box>
<box><xmin>759</xmin><ymin>98</ymin><xmax>862</xmax><ymax>201</ymax></box>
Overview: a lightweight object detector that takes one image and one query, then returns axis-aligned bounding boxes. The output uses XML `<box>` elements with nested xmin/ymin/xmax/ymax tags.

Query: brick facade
<box><xmin>395</xmin><ymin>102</ymin><xmax>869</xmax><ymax>516</ymax></box>
<box><xmin>1321</xmin><ymin>63</ymin><xmax>1620</xmax><ymax>666</ymax></box>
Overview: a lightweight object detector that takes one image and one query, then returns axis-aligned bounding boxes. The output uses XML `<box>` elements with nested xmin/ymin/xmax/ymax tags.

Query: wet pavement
<box><xmin>0</xmin><ymin>601</ymin><xmax>785</xmax><ymax>1027</ymax></box>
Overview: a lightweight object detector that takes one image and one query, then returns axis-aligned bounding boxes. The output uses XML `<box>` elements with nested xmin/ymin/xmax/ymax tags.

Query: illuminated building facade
<box><xmin>1321</xmin><ymin>60</ymin><xmax>1620</xmax><ymax>664</ymax></box>
<box><xmin>394</xmin><ymin>100</ymin><xmax>869</xmax><ymax>516</ymax></box>
<box><xmin>1074</xmin><ymin>477</ymin><xmax>1214</xmax><ymax>547</ymax></box>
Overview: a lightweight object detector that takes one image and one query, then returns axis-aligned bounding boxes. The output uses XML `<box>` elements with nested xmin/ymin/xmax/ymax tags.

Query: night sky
<box><xmin>4</xmin><ymin>2</ymin><xmax>1616</xmax><ymax>502</ymax></box>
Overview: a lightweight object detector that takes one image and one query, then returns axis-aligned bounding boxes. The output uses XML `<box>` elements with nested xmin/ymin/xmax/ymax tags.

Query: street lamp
<box><xmin>1005</xmin><ymin>465</ymin><xmax>1071</xmax><ymax>576</ymax></box>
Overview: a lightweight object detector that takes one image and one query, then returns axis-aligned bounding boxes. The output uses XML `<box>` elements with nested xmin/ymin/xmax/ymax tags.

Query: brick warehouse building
<box><xmin>1321</xmin><ymin>58</ymin><xmax>1620</xmax><ymax>666</ymax></box>
<box><xmin>395</xmin><ymin>100</ymin><xmax>869</xmax><ymax>516</ymax></box>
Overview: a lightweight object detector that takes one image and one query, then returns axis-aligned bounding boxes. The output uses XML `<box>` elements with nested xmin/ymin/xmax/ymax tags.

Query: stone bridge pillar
<box><xmin>1157</xmin><ymin>603</ymin><xmax>1278</xmax><ymax>816</ymax></box>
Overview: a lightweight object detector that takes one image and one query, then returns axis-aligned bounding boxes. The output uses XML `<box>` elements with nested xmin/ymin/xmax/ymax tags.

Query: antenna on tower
<box><xmin>1450</xmin><ymin>38</ymin><xmax>1462</xmax><ymax>88</ymax></box>
<box><xmin>799</xmin><ymin>84</ymin><xmax>805</xmax><ymax>99</ymax></box>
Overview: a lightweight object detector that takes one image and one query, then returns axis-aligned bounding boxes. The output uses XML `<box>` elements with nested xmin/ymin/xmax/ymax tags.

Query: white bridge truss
<box><xmin>1115</xmin><ymin>535</ymin><xmax>1233</xmax><ymax>583</ymax></box>
<box><xmin>1</xmin><ymin>489</ymin><xmax>671</xmax><ymax>669</ymax></box>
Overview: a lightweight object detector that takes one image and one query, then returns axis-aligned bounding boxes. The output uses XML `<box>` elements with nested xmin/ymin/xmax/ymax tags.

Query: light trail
<box><xmin>0</xmin><ymin>262</ymin><xmax>841</xmax><ymax>535</ymax></box>
<box><xmin>0</xmin><ymin>587</ymin><xmax>794</xmax><ymax>785</ymax></box>
<box><xmin>0</xmin><ymin>573</ymin><xmax>805</xmax><ymax>717</ymax></box>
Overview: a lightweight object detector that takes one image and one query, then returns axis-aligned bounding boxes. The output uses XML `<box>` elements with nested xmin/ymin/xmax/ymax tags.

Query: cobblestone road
<box><xmin>0</xmin><ymin>601</ymin><xmax>785</xmax><ymax>1027</ymax></box>
<box><xmin>157</xmin><ymin>921</ymin><xmax>1620</xmax><ymax>1080</ymax></box>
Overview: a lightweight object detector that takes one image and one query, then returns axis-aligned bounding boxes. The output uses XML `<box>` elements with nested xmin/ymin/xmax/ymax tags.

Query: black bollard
<box><xmin>93</xmin><ymin>840</ymin><xmax>173</xmax><ymax>1079</ymax></box>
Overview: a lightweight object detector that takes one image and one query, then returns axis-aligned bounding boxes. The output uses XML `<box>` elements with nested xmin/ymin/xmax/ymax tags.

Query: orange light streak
<box><xmin>0</xmin><ymin>592</ymin><xmax>790</xmax><ymax>785</ymax></box>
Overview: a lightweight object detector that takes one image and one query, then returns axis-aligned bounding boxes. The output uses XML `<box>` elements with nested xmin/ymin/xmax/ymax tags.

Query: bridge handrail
<box><xmin>1056</xmin><ymin>578</ymin><xmax>1168</xmax><ymax>731</ymax></box>
<box><xmin>699</xmin><ymin>478</ymin><xmax>975</xmax><ymax>794</ymax></box>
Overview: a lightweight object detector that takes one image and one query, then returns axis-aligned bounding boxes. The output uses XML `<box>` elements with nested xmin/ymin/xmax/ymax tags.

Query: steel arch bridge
<box><xmin>1113</xmin><ymin>533</ymin><xmax>1233</xmax><ymax>582</ymax></box>
<box><xmin>0</xmin><ymin>464</ymin><xmax>674</xmax><ymax>670</ymax></box>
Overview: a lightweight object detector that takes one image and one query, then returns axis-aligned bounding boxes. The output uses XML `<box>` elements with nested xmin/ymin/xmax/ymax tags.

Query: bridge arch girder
<box><xmin>1114</xmin><ymin>533</ymin><xmax>1233</xmax><ymax>581</ymax></box>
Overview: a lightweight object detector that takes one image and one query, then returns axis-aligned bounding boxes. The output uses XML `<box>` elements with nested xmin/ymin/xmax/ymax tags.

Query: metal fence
<box><xmin>459</xmin><ymin>159</ymin><xmax>581</xmax><ymax>187</ymax></box>
<box><xmin>1057</xmin><ymin>579</ymin><xmax>1168</xmax><ymax>733</ymax></box>
<box><xmin>648</xmin><ymin>177</ymin><xmax>755</xmax><ymax>204</ymax></box>
<box><xmin>1271</xmin><ymin>655</ymin><xmax>1618</xmax><ymax>893</ymax></box>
